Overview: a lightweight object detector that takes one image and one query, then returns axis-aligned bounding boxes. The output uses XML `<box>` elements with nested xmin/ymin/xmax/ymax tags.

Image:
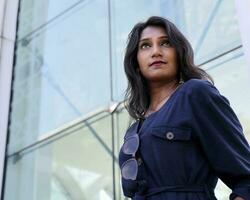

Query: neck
<box><xmin>147</xmin><ymin>79</ymin><xmax>180</xmax><ymax>113</ymax></box>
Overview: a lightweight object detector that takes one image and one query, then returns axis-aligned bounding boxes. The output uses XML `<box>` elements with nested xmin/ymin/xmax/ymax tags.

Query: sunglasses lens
<box><xmin>121</xmin><ymin>159</ymin><xmax>138</xmax><ymax>180</ymax></box>
<box><xmin>122</xmin><ymin>135</ymin><xmax>139</xmax><ymax>155</ymax></box>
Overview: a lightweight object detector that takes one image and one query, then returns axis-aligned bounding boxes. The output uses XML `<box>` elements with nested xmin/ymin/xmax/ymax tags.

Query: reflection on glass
<box><xmin>17</xmin><ymin>0</ymin><xmax>88</xmax><ymax>39</ymax></box>
<box><xmin>193</xmin><ymin>0</ymin><xmax>242</xmax><ymax>64</ymax></box>
<box><xmin>4</xmin><ymin>114</ymin><xmax>113</xmax><ymax>200</ymax></box>
<box><xmin>9</xmin><ymin>0</ymin><xmax>111</xmax><ymax>154</ymax></box>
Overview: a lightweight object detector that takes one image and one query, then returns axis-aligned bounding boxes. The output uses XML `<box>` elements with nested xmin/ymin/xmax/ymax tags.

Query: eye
<box><xmin>140</xmin><ymin>42</ymin><xmax>151</xmax><ymax>49</ymax></box>
<box><xmin>161</xmin><ymin>40</ymin><xmax>171</xmax><ymax>47</ymax></box>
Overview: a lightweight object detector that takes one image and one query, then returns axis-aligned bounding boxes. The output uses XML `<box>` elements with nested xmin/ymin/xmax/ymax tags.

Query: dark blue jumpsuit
<box><xmin>119</xmin><ymin>79</ymin><xmax>250</xmax><ymax>200</ymax></box>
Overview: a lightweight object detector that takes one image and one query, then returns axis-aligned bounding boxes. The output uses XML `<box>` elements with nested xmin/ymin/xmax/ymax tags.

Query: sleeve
<box><xmin>188</xmin><ymin>80</ymin><xmax>250</xmax><ymax>200</ymax></box>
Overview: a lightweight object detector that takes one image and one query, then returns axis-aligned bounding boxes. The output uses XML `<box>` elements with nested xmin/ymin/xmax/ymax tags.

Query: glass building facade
<box><xmin>1</xmin><ymin>0</ymin><xmax>250</xmax><ymax>199</ymax></box>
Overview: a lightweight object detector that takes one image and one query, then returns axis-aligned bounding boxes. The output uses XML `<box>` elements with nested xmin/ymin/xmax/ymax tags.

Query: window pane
<box><xmin>9</xmin><ymin>0</ymin><xmax>111</xmax><ymax>154</ymax></box>
<box><xmin>4</xmin><ymin>114</ymin><xmax>113</xmax><ymax>200</ymax></box>
<box><xmin>17</xmin><ymin>0</ymin><xmax>86</xmax><ymax>39</ymax></box>
<box><xmin>191</xmin><ymin>0</ymin><xmax>242</xmax><ymax>64</ymax></box>
<box><xmin>113</xmin><ymin>106</ymin><xmax>131</xmax><ymax>200</ymax></box>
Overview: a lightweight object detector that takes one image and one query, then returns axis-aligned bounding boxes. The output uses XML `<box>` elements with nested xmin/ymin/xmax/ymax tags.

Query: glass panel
<box><xmin>190</xmin><ymin>0</ymin><xmax>242</xmax><ymax>64</ymax></box>
<box><xmin>17</xmin><ymin>0</ymin><xmax>89</xmax><ymax>39</ymax></box>
<box><xmin>4</xmin><ymin>114</ymin><xmax>113</xmax><ymax>200</ymax></box>
<box><xmin>9</xmin><ymin>0</ymin><xmax>111</xmax><ymax>154</ymax></box>
<box><xmin>113</xmin><ymin>106</ymin><xmax>131</xmax><ymax>200</ymax></box>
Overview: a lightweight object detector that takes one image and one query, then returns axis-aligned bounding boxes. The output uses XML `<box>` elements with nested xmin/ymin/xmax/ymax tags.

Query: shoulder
<box><xmin>182</xmin><ymin>78</ymin><xmax>231</xmax><ymax>106</ymax></box>
<box><xmin>184</xmin><ymin>78</ymin><xmax>215</xmax><ymax>91</ymax></box>
<box><xmin>182</xmin><ymin>78</ymin><xmax>218</xmax><ymax>98</ymax></box>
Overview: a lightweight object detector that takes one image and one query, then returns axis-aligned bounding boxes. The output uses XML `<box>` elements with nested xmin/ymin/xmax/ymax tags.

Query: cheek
<box><xmin>166</xmin><ymin>50</ymin><xmax>177</xmax><ymax>66</ymax></box>
<box><xmin>137</xmin><ymin>52</ymin><xmax>146</xmax><ymax>69</ymax></box>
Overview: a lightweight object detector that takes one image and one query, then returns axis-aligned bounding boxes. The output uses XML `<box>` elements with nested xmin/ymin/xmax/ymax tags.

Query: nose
<box><xmin>151</xmin><ymin>44</ymin><xmax>162</xmax><ymax>58</ymax></box>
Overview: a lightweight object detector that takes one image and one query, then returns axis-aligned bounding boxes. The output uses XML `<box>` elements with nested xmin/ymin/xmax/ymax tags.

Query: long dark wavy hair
<box><xmin>124</xmin><ymin>16</ymin><xmax>213</xmax><ymax>120</ymax></box>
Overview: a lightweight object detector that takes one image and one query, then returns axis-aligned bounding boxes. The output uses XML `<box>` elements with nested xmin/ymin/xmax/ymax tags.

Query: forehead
<box><xmin>140</xmin><ymin>26</ymin><xmax>167</xmax><ymax>39</ymax></box>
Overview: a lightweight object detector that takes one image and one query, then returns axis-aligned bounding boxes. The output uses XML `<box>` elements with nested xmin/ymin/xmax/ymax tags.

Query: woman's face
<box><xmin>137</xmin><ymin>26</ymin><xmax>178</xmax><ymax>83</ymax></box>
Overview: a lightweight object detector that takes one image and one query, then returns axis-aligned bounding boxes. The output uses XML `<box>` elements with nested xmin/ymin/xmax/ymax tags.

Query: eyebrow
<box><xmin>139</xmin><ymin>36</ymin><xmax>168</xmax><ymax>42</ymax></box>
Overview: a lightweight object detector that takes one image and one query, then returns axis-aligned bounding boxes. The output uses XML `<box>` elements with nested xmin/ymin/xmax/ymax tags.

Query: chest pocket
<box><xmin>150</xmin><ymin>126</ymin><xmax>191</xmax><ymax>142</ymax></box>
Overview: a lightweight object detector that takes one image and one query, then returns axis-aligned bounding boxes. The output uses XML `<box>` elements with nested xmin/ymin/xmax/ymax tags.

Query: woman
<box><xmin>119</xmin><ymin>16</ymin><xmax>250</xmax><ymax>200</ymax></box>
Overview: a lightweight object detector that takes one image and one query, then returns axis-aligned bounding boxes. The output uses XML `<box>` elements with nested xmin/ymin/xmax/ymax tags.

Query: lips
<box><xmin>149</xmin><ymin>60</ymin><xmax>167</xmax><ymax>67</ymax></box>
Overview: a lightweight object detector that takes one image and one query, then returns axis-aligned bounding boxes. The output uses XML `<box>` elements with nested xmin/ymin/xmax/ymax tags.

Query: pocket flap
<box><xmin>151</xmin><ymin>126</ymin><xmax>191</xmax><ymax>141</ymax></box>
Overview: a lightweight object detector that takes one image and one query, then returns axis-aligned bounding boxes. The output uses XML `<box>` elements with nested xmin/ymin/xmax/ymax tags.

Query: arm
<box><xmin>188</xmin><ymin>80</ymin><xmax>250</xmax><ymax>200</ymax></box>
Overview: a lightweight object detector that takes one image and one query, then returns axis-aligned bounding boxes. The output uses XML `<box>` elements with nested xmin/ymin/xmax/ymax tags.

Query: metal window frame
<box><xmin>0</xmin><ymin>0</ymin><xmax>19</xmax><ymax>198</ymax></box>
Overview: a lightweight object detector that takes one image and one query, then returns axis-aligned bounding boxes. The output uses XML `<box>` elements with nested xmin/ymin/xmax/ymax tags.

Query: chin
<box><xmin>146</xmin><ymin>74</ymin><xmax>174</xmax><ymax>82</ymax></box>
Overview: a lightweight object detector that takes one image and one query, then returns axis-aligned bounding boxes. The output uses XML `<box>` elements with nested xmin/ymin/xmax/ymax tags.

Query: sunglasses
<box><xmin>121</xmin><ymin>120</ymin><xmax>142</xmax><ymax>180</ymax></box>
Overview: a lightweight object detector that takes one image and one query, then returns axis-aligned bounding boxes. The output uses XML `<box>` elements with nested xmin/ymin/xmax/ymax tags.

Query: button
<box><xmin>137</xmin><ymin>158</ymin><xmax>143</xmax><ymax>166</ymax></box>
<box><xmin>166</xmin><ymin>132</ymin><xmax>174</xmax><ymax>140</ymax></box>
